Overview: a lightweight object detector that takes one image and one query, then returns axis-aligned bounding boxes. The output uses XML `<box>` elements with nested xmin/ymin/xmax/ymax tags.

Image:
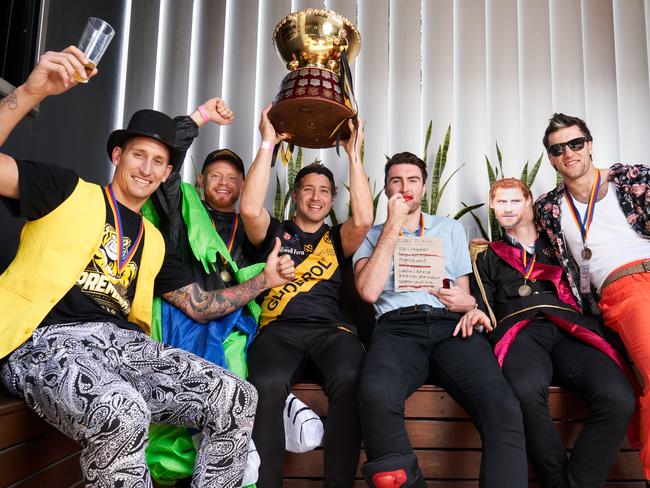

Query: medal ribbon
<box><xmin>565</xmin><ymin>171</ymin><xmax>601</xmax><ymax>245</ymax></box>
<box><xmin>521</xmin><ymin>245</ymin><xmax>536</xmax><ymax>281</ymax></box>
<box><xmin>105</xmin><ymin>185</ymin><xmax>144</xmax><ymax>273</ymax></box>
<box><xmin>212</xmin><ymin>213</ymin><xmax>239</xmax><ymax>266</ymax></box>
<box><xmin>399</xmin><ymin>213</ymin><xmax>425</xmax><ymax>237</ymax></box>
<box><xmin>226</xmin><ymin>214</ymin><xmax>239</xmax><ymax>254</ymax></box>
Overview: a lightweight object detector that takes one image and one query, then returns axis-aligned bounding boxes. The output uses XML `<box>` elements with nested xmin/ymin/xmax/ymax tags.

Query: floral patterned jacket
<box><xmin>533</xmin><ymin>163</ymin><xmax>650</xmax><ymax>312</ymax></box>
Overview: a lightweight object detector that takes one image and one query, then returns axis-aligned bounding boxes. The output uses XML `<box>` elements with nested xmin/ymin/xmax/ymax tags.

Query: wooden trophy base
<box><xmin>269</xmin><ymin>68</ymin><xmax>354</xmax><ymax>149</ymax></box>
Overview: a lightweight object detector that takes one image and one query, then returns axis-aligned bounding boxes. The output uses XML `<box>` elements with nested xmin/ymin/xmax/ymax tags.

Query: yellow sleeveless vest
<box><xmin>0</xmin><ymin>179</ymin><xmax>165</xmax><ymax>359</ymax></box>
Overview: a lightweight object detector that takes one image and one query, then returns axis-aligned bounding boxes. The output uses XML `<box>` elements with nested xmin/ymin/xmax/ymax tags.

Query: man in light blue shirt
<box><xmin>359</xmin><ymin>212</ymin><xmax>472</xmax><ymax>318</ymax></box>
<box><xmin>353</xmin><ymin>152</ymin><xmax>527</xmax><ymax>488</ymax></box>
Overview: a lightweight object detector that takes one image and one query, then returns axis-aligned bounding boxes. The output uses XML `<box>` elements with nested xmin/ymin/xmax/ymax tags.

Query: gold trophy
<box><xmin>268</xmin><ymin>9</ymin><xmax>361</xmax><ymax>149</ymax></box>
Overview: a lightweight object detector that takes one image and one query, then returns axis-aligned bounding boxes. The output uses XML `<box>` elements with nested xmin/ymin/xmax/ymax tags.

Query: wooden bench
<box><xmin>285</xmin><ymin>383</ymin><xmax>645</xmax><ymax>487</ymax></box>
<box><xmin>1</xmin><ymin>385</ymin><xmax>644</xmax><ymax>487</ymax></box>
<box><xmin>0</xmin><ymin>393</ymin><xmax>83</xmax><ymax>488</ymax></box>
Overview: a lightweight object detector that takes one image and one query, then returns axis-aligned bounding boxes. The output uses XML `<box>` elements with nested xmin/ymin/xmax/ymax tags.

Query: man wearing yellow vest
<box><xmin>0</xmin><ymin>47</ymin><xmax>294</xmax><ymax>488</ymax></box>
<box><xmin>239</xmin><ymin>107</ymin><xmax>373</xmax><ymax>487</ymax></box>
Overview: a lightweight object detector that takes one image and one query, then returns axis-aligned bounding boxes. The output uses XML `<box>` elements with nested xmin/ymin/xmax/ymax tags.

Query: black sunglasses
<box><xmin>547</xmin><ymin>137</ymin><xmax>590</xmax><ymax>157</ymax></box>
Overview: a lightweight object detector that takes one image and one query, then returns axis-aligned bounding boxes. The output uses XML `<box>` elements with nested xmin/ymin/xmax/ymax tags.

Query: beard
<box><xmin>205</xmin><ymin>189</ymin><xmax>239</xmax><ymax>211</ymax></box>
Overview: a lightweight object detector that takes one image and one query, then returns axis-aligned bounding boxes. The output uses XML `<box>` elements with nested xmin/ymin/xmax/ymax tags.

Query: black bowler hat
<box><xmin>201</xmin><ymin>148</ymin><xmax>246</xmax><ymax>177</ymax></box>
<box><xmin>106</xmin><ymin>109</ymin><xmax>184</xmax><ymax>168</ymax></box>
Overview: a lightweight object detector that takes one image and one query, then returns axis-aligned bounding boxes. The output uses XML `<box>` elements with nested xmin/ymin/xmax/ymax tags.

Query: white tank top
<box><xmin>560</xmin><ymin>181</ymin><xmax>650</xmax><ymax>291</ymax></box>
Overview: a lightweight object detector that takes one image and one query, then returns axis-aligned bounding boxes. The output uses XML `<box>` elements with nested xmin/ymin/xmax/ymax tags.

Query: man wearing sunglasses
<box><xmin>534</xmin><ymin>112</ymin><xmax>650</xmax><ymax>484</ymax></box>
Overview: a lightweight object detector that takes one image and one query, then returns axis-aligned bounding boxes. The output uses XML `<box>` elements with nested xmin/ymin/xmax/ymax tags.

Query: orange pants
<box><xmin>600</xmin><ymin>269</ymin><xmax>650</xmax><ymax>479</ymax></box>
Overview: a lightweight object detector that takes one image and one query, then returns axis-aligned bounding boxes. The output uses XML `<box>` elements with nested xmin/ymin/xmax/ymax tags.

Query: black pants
<box><xmin>358</xmin><ymin>309</ymin><xmax>527</xmax><ymax>488</ymax></box>
<box><xmin>247</xmin><ymin>322</ymin><xmax>364</xmax><ymax>488</ymax></box>
<box><xmin>502</xmin><ymin>320</ymin><xmax>635</xmax><ymax>488</ymax></box>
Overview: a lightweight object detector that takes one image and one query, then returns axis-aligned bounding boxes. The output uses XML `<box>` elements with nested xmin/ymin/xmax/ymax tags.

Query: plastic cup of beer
<box><xmin>75</xmin><ymin>17</ymin><xmax>115</xmax><ymax>83</ymax></box>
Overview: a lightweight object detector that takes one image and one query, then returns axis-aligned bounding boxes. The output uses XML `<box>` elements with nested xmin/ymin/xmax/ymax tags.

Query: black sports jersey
<box><xmin>256</xmin><ymin>218</ymin><xmax>348</xmax><ymax>328</ymax></box>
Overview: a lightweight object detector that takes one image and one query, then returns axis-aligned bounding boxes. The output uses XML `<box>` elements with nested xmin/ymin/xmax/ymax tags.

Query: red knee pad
<box><xmin>372</xmin><ymin>469</ymin><xmax>408</xmax><ymax>488</ymax></box>
<box><xmin>363</xmin><ymin>453</ymin><xmax>425</xmax><ymax>488</ymax></box>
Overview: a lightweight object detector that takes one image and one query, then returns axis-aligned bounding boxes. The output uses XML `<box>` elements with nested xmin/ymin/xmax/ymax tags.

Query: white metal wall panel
<box><xmin>388</xmin><ymin>0</ymin><xmax>422</xmax><ymax>156</ymax></box>
<box><xmin>517</xmin><ymin>0</ymin><xmax>554</xmax><ymax>196</ymax></box>
<box><xmin>613</xmin><ymin>0</ymin><xmax>650</xmax><ymax>162</ymax></box>
<box><xmin>184</xmin><ymin>0</ymin><xmax>227</xmax><ymax>181</ymax></box>
<box><xmin>453</xmin><ymin>0</ymin><xmax>487</xmax><ymax>217</ymax></box>
<box><xmin>220</xmin><ymin>0</ymin><xmax>260</xmax><ymax>159</ymax></box>
<box><xmin>549</xmin><ymin>0</ymin><xmax>585</xmax><ymax>115</ymax></box>
<box><xmin>357</xmin><ymin>0</ymin><xmax>390</xmax><ymax>221</ymax></box>
<box><xmin>581</xmin><ymin>0</ymin><xmax>619</xmax><ymax>168</ymax></box>
<box><xmin>122</xmin><ymin>0</ymin><xmax>161</xmax><ymax>120</ymax></box>
<box><xmin>154</xmin><ymin>0</ymin><xmax>194</xmax><ymax>118</ymax></box>
<box><xmin>421</xmin><ymin>0</ymin><xmax>456</xmax><ymax>217</ymax></box>
<box><xmin>486</xmin><ymin>0</ymin><xmax>521</xmax><ymax>179</ymax></box>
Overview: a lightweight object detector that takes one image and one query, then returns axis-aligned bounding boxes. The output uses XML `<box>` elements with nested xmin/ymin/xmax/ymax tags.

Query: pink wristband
<box><xmin>196</xmin><ymin>105</ymin><xmax>210</xmax><ymax>123</ymax></box>
<box><xmin>260</xmin><ymin>140</ymin><xmax>274</xmax><ymax>151</ymax></box>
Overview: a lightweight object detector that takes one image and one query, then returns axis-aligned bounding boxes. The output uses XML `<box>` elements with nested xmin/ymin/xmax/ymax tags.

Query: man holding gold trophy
<box><xmin>240</xmin><ymin>10</ymin><xmax>374</xmax><ymax>487</ymax></box>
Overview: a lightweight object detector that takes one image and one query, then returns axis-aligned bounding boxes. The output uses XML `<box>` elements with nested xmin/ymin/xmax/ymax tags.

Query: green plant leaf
<box><xmin>427</xmin><ymin>125</ymin><xmax>454</xmax><ymax>214</ymax></box>
<box><xmin>485</xmin><ymin>156</ymin><xmax>497</xmax><ymax>186</ymax></box>
<box><xmin>520</xmin><ymin>161</ymin><xmax>529</xmax><ymax>184</ymax></box>
<box><xmin>467</xmin><ymin>208</ymin><xmax>490</xmax><ymax>241</ymax></box>
<box><xmin>489</xmin><ymin>207</ymin><xmax>501</xmax><ymax>241</ymax></box>
<box><xmin>434</xmin><ymin>163</ymin><xmax>465</xmax><ymax>214</ymax></box>
<box><xmin>495</xmin><ymin>141</ymin><xmax>504</xmax><ymax>177</ymax></box>
<box><xmin>328</xmin><ymin>207</ymin><xmax>339</xmax><ymax>226</ymax></box>
<box><xmin>430</xmin><ymin>143</ymin><xmax>443</xmax><ymax>213</ymax></box>
<box><xmin>288</xmin><ymin>147</ymin><xmax>303</xmax><ymax>193</ymax></box>
<box><xmin>440</xmin><ymin>125</ymin><xmax>451</xmax><ymax>171</ymax></box>
<box><xmin>453</xmin><ymin>202</ymin><xmax>484</xmax><ymax>220</ymax></box>
<box><xmin>423</xmin><ymin>120</ymin><xmax>433</xmax><ymax>164</ymax></box>
<box><xmin>282</xmin><ymin>189</ymin><xmax>291</xmax><ymax>219</ymax></box>
<box><xmin>273</xmin><ymin>173</ymin><xmax>284</xmax><ymax>220</ymax></box>
<box><xmin>420</xmin><ymin>192</ymin><xmax>428</xmax><ymax>212</ymax></box>
<box><xmin>527</xmin><ymin>152</ymin><xmax>544</xmax><ymax>187</ymax></box>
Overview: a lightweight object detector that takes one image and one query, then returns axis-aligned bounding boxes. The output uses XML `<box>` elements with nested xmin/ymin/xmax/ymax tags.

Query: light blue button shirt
<box><xmin>353</xmin><ymin>213</ymin><xmax>472</xmax><ymax>318</ymax></box>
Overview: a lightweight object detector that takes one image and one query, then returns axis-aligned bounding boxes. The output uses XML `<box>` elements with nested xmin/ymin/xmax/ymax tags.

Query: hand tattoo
<box><xmin>163</xmin><ymin>275</ymin><xmax>266</xmax><ymax>321</ymax></box>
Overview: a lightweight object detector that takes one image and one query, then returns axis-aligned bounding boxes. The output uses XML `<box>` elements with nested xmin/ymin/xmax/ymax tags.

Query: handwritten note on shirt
<box><xmin>394</xmin><ymin>236</ymin><xmax>444</xmax><ymax>292</ymax></box>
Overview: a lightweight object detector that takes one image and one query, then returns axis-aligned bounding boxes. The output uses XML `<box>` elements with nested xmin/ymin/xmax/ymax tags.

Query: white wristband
<box><xmin>260</xmin><ymin>140</ymin><xmax>274</xmax><ymax>151</ymax></box>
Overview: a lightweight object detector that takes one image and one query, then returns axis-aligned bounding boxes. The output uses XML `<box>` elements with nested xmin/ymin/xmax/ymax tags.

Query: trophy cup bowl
<box><xmin>268</xmin><ymin>9</ymin><xmax>361</xmax><ymax>149</ymax></box>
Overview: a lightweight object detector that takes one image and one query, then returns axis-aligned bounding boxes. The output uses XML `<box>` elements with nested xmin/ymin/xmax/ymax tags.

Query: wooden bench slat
<box><xmin>7</xmin><ymin>451</ymin><xmax>83</xmax><ymax>488</ymax></box>
<box><xmin>284</xmin><ymin>450</ymin><xmax>644</xmax><ymax>480</ymax></box>
<box><xmin>292</xmin><ymin>384</ymin><xmax>589</xmax><ymax>419</ymax></box>
<box><xmin>0</xmin><ymin>396</ymin><xmax>29</xmax><ymax>416</ymax></box>
<box><xmin>404</xmin><ymin>419</ymin><xmax>634</xmax><ymax>449</ymax></box>
<box><xmin>282</xmin><ymin>481</ymin><xmax>646</xmax><ymax>488</ymax></box>
<box><xmin>0</xmin><ymin>387</ymin><xmax>640</xmax><ymax>486</ymax></box>
<box><xmin>0</xmin><ymin>429</ymin><xmax>81</xmax><ymax>486</ymax></box>
<box><xmin>0</xmin><ymin>399</ymin><xmax>53</xmax><ymax>450</ymax></box>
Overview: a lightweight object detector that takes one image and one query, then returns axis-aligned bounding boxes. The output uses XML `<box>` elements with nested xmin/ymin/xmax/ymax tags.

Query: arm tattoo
<box><xmin>163</xmin><ymin>274</ymin><xmax>268</xmax><ymax>322</ymax></box>
<box><xmin>0</xmin><ymin>93</ymin><xmax>18</xmax><ymax>112</ymax></box>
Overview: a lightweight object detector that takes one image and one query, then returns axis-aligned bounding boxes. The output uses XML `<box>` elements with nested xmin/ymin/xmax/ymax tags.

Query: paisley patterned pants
<box><xmin>0</xmin><ymin>322</ymin><xmax>257</xmax><ymax>488</ymax></box>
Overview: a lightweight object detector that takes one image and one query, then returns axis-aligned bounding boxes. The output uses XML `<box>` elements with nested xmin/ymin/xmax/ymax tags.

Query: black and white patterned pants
<box><xmin>0</xmin><ymin>322</ymin><xmax>257</xmax><ymax>488</ymax></box>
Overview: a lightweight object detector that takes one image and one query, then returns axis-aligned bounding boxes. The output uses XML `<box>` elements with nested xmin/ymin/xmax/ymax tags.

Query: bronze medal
<box><xmin>220</xmin><ymin>270</ymin><xmax>232</xmax><ymax>283</ymax></box>
<box><xmin>518</xmin><ymin>284</ymin><xmax>532</xmax><ymax>297</ymax></box>
<box><xmin>581</xmin><ymin>247</ymin><xmax>592</xmax><ymax>261</ymax></box>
